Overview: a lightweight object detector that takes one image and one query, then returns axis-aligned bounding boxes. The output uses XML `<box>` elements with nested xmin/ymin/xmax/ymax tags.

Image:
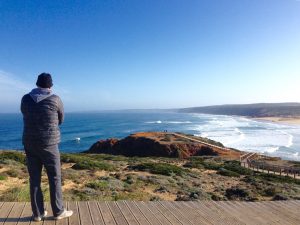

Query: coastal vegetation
<box><xmin>1</xmin><ymin>150</ymin><xmax>300</xmax><ymax>202</ymax></box>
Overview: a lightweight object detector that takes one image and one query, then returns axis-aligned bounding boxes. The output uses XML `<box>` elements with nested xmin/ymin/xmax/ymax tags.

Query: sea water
<box><xmin>0</xmin><ymin>112</ymin><xmax>300</xmax><ymax>161</ymax></box>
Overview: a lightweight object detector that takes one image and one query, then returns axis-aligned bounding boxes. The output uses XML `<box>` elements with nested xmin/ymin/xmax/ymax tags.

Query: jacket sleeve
<box><xmin>57</xmin><ymin>97</ymin><xmax>64</xmax><ymax>125</ymax></box>
<box><xmin>20</xmin><ymin>95</ymin><xmax>25</xmax><ymax>114</ymax></box>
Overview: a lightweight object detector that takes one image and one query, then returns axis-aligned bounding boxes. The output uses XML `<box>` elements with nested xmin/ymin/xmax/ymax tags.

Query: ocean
<box><xmin>0</xmin><ymin>112</ymin><xmax>300</xmax><ymax>161</ymax></box>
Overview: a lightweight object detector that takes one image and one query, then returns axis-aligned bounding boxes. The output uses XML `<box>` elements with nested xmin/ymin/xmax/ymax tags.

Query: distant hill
<box><xmin>178</xmin><ymin>103</ymin><xmax>300</xmax><ymax>117</ymax></box>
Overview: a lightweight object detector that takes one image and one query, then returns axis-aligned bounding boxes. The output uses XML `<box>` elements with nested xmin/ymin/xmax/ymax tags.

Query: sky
<box><xmin>0</xmin><ymin>0</ymin><xmax>300</xmax><ymax>112</ymax></box>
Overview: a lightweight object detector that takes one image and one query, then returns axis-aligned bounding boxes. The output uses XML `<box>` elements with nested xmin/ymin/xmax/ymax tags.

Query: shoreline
<box><xmin>249</xmin><ymin>116</ymin><xmax>300</xmax><ymax>126</ymax></box>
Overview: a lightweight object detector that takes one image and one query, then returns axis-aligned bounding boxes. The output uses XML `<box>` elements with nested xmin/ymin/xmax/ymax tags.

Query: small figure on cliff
<box><xmin>21</xmin><ymin>73</ymin><xmax>73</xmax><ymax>221</ymax></box>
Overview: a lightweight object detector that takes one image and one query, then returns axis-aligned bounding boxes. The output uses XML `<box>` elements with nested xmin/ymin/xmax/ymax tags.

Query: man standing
<box><xmin>21</xmin><ymin>73</ymin><xmax>73</xmax><ymax>221</ymax></box>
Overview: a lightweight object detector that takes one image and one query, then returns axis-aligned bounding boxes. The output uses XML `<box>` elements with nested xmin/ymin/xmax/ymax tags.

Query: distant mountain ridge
<box><xmin>178</xmin><ymin>103</ymin><xmax>300</xmax><ymax>117</ymax></box>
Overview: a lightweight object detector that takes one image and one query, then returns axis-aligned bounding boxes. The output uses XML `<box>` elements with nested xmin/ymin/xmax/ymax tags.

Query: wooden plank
<box><xmin>185</xmin><ymin>201</ymin><xmax>220</xmax><ymax>225</ymax></box>
<box><xmin>260</xmin><ymin>201</ymin><xmax>300</xmax><ymax>224</ymax></box>
<box><xmin>77</xmin><ymin>201</ymin><xmax>93</xmax><ymax>225</ymax></box>
<box><xmin>245</xmin><ymin>201</ymin><xmax>293</xmax><ymax>225</ymax></box>
<box><xmin>149</xmin><ymin>201</ymin><xmax>182</xmax><ymax>225</ymax></box>
<box><xmin>67</xmin><ymin>202</ymin><xmax>80</xmax><ymax>225</ymax></box>
<box><xmin>273</xmin><ymin>201</ymin><xmax>300</xmax><ymax>215</ymax></box>
<box><xmin>257</xmin><ymin>201</ymin><xmax>298</xmax><ymax>225</ymax></box>
<box><xmin>210</xmin><ymin>201</ymin><xmax>256</xmax><ymax>225</ymax></box>
<box><xmin>0</xmin><ymin>203</ymin><xmax>4</xmax><ymax>211</ymax></box>
<box><xmin>88</xmin><ymin>201</ymin><xmax>105</xmax><ymax>225</ymax></box>
<box><xmin>134</xmin><ymin>201</ymin><xmax>163</xmax><ymax>225</ymax></box>
<box><xmin>56</xmin><ymin>202</ymin><xmax>68</xmax><ymax>225</ymax></box>
<box><xmin>115</xmin><ymin>201</ymin><xmax>139</xmax><ymax>225</ymax></box>
<box><xmin>194</xmin><ymin>201</ymin><xmax>236</xmax><ymax>225</ymax></box>
<box><xmin>0</xmin><ymin>202</ymin><xmax>15</xmax><ymax>225</ymax></box>
<box><xmin>97</xmin><ymin>202</ymin><xmax>116</xmax><ymax>225</ymax></box>
<box><xmin>291</xmin><ymin>200</ymin><xmax>300</xmax><ymax>207</ymax></box>
<box><xmin>200</xmin><ymin>201</ymin><xmax>243</xmax><ymax>225</ymax></box>
<box><xmin>43</xmin><ymin>202</ymin><xmax>55</xmax><ymax>225</ymax></box>
<box><xmin>4</xmin><ymin>202</ymin><xmax>25</xmax><ymax>225</ymax></box>
<box><xmin>160</xmin><ymin>201</ymin><xmax>193</xmax><ymax>225</ymax></box>
<box><xmin>191</xmin><ymin>201</ymin><xmax>229</xmax><ymax>225</ymax></box>
<box><xmin>173</xmin><ymin>201</ymin><xmax>211</xmax><ymax>225</ymax></box>
<box><xmin>16</xmin><ymin>202</ymin><xmax>32</xmax><ymax>225</ymax></box>
<box><xmin>106</xmin><ymin>201</ymin><xmax>128</xmax><ymax>225</ymax></box>
<box><xmin>140</xmin><ymin>201</ymin><xmax>172</xmax><ymax>225</ymax></box>
<box><xmin>124</xmin><ymin>201</ymin><xmax>151</xmax><ymax>225</ymax></box>
<box><xmin>286</xmin><ymin>200</ymin><xmax>300</xmax><ymax>208</ymax></box>
<box><xmin>222</xmin><ymin>201</ymin><xmax>267</xmax><ymax>225</ymax></box>
<box><xmin>225</xmin><ymin>201</ymin><xmax>268</xmax><ymax>225</ymax></box>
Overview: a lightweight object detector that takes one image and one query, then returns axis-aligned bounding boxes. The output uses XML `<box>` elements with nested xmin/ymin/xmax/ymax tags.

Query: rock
<box><xmin>85</xmin><ymin>132</ymin><xmax>239</xmax><ymax>159</ymax></box>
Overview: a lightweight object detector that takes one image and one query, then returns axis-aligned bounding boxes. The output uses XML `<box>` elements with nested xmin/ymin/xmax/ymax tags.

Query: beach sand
<box><xmin>252</xmin><ymin>117</ymin><xmax>300</xmax><ymax>125</ymax></box>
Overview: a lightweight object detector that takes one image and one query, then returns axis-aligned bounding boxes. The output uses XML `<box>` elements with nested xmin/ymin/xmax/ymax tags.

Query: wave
<box><xmin>264</xmin><ymin>146</ymin><xmax>280</xmax><ymax>153</ymax></box>
<box><xmin>145</xmin><ymin>121</ymin><xmax>162</xmax><ymax>124</ymax></box>
<box><xmin>223</xmin><ymin>128</ymin><xmax>246</xmax><ymax>145</ymax></box>
<box><xmin>286</xmin><ymin>134</ymin><xmax>294</xmax><ymax>148</ymax></box>
<box><xmin>145</xmin><ymin>121</ymin><xmax>192</xmax><ymax>124</ymax></box>
<box><xmin>276</xmin><ymin>130</ymin><xmax>294</xmax><ymax>148</ymax></box>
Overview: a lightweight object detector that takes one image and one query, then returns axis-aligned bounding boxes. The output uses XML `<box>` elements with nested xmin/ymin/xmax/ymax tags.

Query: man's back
<box><xmin>21</xmin><ymin>88</ymin><xmax>64</xmax><ymax>147</ymax></box>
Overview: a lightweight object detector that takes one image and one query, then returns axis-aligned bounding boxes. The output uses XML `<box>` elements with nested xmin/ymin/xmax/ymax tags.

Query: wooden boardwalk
<box><xmin>0</xmin><ymin>200</ymin><xmax>299</xmax><ymax>225</ymax></box>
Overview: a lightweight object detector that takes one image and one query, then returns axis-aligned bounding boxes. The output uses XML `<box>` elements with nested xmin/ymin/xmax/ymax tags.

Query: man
<box><xmin>21</xmin><ymin>73</ymin><xmax>73</xmax><ymax>221</ymax></box>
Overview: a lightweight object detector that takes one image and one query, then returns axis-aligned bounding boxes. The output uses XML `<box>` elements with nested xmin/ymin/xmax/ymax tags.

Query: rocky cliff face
<box><xmin>86</xmin><ymin>132</ymin><xmax>239</xmax><ymax>159</ymax></box>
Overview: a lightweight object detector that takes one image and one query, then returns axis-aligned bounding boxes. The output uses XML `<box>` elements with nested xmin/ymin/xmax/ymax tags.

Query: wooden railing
<box><xmin>240</xmin><ymin>152</ymin><xmax>300</xmax><ymax>179</ymax></box>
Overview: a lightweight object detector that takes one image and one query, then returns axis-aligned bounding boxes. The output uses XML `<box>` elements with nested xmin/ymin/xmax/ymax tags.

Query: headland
<box><xmin>1</xmin><ymin>132</ymin><xmax>300</xmax><ymax>202</ymax></box>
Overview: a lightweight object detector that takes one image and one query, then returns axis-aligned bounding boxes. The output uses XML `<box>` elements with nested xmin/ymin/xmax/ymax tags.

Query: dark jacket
<box><xmin>21</xmin><ymin>88</ymin><xmax>64</xmax><ymax>146</ymax></box>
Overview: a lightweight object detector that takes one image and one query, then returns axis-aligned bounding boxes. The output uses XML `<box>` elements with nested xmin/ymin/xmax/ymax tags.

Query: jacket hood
<box><xmin>29</xmin><ymin>88</ymin><xmax>53</xmax><ymax>103</ymax></box>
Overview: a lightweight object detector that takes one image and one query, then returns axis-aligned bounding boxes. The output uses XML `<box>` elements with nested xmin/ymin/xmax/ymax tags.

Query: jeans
<box><xmin>24</xmin><ymin>144</ymin><xmax>64</xmax><ymax>217</ymax></box>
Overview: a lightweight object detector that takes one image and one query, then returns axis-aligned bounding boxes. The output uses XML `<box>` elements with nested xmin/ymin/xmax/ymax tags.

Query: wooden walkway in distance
<box><xmin>0</xmin><ymin>200</ymin><xmax>299</xmax><ymax>225</ymax></box>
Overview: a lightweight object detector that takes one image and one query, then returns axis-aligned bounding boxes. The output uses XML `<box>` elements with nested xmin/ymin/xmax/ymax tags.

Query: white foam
<box><xmin>276</xmin><ymin>130</ymin><xmax>294</xmax><ymax>148</ymax></box>
<box><xmin>264</xmin><ymin>146</ymin><xmax>280</xmax><ymax>153</ymax></box>
<box><xmin>286</xmin><ymin>134</ymin><xmax>294</xmax><ymax>148</ymax></box>
<box><xmin>165</xmin><ymin>121</ymin><xmax>192</xmax><ymax>124</ymax></box>
<box><xmin>145</xmin><ymin>120</ymin><xmax>191</xmax><ymax>124</ymax></box>
<box><xmin>145</xmin><ymin>121</ymin><xmax>162</xmax><ymax>124</ymax></box>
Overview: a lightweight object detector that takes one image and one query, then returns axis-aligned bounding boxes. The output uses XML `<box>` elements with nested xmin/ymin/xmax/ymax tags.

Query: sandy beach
<box><xmin>251</xmin><ymin>117</ymin><xmax>300</xmax><ymax>125</ymax></box>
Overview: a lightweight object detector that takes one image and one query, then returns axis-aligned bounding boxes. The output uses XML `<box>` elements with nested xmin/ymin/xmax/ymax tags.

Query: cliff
<box><xmin>85</xmin><ymin>132</ymin><xmax>241</xmax><ymax>159</ymax></box>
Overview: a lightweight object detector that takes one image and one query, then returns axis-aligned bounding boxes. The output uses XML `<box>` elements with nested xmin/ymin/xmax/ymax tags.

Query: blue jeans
<box><xmin>24</xmin><ymin>144</ymin><xmax>64</xmax><ymax>217</ymax></box>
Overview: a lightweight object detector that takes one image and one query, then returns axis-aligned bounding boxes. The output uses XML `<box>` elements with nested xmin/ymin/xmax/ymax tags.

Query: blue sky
<box><xmin>0</xmin><ymin>0</ymin><xmax>300</xmax><ymax>112</ymax></box>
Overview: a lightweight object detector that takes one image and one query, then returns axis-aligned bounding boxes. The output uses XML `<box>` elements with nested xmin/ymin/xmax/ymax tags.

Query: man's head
<box><xmin>36</xmin><ymin>73</ymin><xmax>53</xmax><ymax>88</ymax></box>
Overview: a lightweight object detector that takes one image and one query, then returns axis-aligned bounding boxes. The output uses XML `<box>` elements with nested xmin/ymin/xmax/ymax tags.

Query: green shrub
<box><xmin>0</xmin><ymin>184</ymin><xmax>49</xmax><ymax>202</ymax></box>
<box><xmin>130</xmin><ymin>163</ymin><xmax>185</xmax><ymax>176</ymax></box>
<box><xmin>86</xmin><ymin>154</ymin><xmax>127</xmax><ymax>161</ymax></box>
<box><xmin>272</xmin><ymin>194</ymin><xmax>288</xmax><ymax>201</ymax></box>
<box><xmin>86</xmin><ymin>180</ymin><xmax>109</xmax><ymax>191</ymax></box>
<box><xmin>71</xmin><ymin>161</ymin><xmax>114</xmax><ymax>171</ymax></box>
<box><xmin>0</xmin><ymin>175</ymin><xmax>7</xmax><ymax>180</ymax></box>
<box><xmin>201</xmin><ymin>161</ymin><xmax>222</xmax><ymax>170</ymax></box>
<box><xmin>257</xmin><ymin>173</ymin><xmax>300</xmax><ymax>185</ymax></box>
<box><xmin>217</xmin><ymin>168</ymin><xmax>240</xmax><ymax>177</ymax></box>
<box><xmin>264</xmin><ymin>187</ymin><xmax>280</xmax><ymax>196</ymax></box>
<box><xmin>225</xmin><ymin>187</ymin><xmax>250</xmax><ymax>200</ymax></box>
<box><xmin>0</xmin><ymin>151</ymin><xmax>26</xmax><ymax>165</ymax></box>
<box><xmin>60</xmin><ymin>153</ymin><xmax>87</xmax><ymax>163</ymax></box>
<box><xmin>223</xmin><ymin>161</ymin><xmax>253</xmax><ymax>175</ymax></box>
<box><xmin>6</xmin><ymin>169</ymin><xmax>19</xmax><ymax>178</ymax></box>
<box><xmin>184</xmin><ymin>157</ymin><xmax>223</xmax><ymax>170</ymax></box>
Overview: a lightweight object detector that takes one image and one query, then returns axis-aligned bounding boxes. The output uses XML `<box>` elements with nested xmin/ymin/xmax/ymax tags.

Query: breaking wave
<box><xmin>145</xmin><ymin>121</ymin><xmax>192</xmax><ymax>124</ymax></box>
